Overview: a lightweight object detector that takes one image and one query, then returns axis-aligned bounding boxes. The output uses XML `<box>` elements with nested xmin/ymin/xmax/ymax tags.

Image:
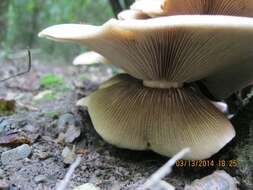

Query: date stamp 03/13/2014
<box><xmin>176</xmin><ymin>159</ymin><xmax>238</xmax><ymax>168</ymax></box>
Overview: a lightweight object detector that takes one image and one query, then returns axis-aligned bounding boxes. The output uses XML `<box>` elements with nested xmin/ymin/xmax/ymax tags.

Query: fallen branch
<box><xmin>56</xmin><ymin>156</ymin><xmax>82</xmax><ymax>190</ymax></box>
<box><xmin>17</xmin><ymin>102</ymin><xmax>39</xmax><ymax>111</ymax></box>
<box><xmin>137</xmin><ymin>148</ymin><xmax>191</xmax><ymax>190</ymax></box>
<box><xmin>0</xmin><ymin>49</ymin><xmax>31</xmax><ymax>83</ymax></box>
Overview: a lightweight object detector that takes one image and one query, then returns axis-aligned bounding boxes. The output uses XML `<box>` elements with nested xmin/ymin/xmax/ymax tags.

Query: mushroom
<box><xmin>76</xmin><ymin>73</ymin><xmax>234</xmax><ymax>159</ymax></box>
<box><xmin>73</xmin><ymin>51</ymin><xmax>108</xmax><ymax>66</ymax></box>
<box><xmin>39</xmin><ymin>15</ymin><xmax>253</xmax><ymax>159</ymax></box>
<box><xmin>130</xmin><ymin>0</ymin><xmax>253</xmax><ymax>17</ymax></box>
<box><xmin>200</xmin><ymin>61</ymin><xmax>253</xmax><ymax>99</ymax></box>
<box><xmin>121</xmin><ymin>0</ymin><xmax>253</xmax><ymax>100</ymax></box>
<box><xmin>130</xmin><ymin>0</ymin><xmax>166</xmax><ymax>17</ymax></box>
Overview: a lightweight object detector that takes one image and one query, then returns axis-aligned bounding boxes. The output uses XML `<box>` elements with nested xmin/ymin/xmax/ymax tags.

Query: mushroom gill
<box><xmin>38</xmin><ymin>15</ymin><xmax>253</xmax><ymax>159</ymax></box>
<box><xmin>124</xmin><ymin>0</ymin><xmax>253</xmax><ymax>99</ymax></box>
<box><xmin>77</xmin><ymin>74</ymin><xmax>235</xmax><ymax>159</ymax></box>
<box><xmin>201</xmin><ymin>60</ymin><xmax>253</xmax><ymax>99</ymax></box>
<box><xmin>39</xmin><ymin>16</ymin><xmax>253</xmax><ymax>85</ymax></box>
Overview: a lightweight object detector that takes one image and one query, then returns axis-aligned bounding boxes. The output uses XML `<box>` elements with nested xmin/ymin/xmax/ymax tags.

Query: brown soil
<box><xmin>0</xmin><ymin>56</ymin><xmax>252</xmax><ymax>190</ymax></box>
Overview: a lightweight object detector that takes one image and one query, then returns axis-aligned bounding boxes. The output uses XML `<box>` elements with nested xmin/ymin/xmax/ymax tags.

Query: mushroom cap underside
<box><xmin>77</xmin><ymin>74</ymin><xmax>235</xmax><ymax>159</ymax></box>
<box><xmin>130</xmin><ymin>0</ymin><xmax>253</xmax><ymax>17</ymax></box>
<box><xmin>200</xmin><ymin>61</ymin><xmax>253</xmax><ymax>99</ymax></box>
<box><xmin>39</xmin><ymin>15</ymin><xmax>253</xmax><ymax>87</ymax></box>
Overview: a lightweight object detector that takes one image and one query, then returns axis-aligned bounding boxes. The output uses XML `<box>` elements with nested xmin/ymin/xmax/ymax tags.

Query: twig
<box><xmin>17</xmin><ymin>102</ymin><xmax>40</xmax><ymax>111</ymax></box>
<box><xmin>55</xmin><ymin>156</ymin><xmax>82</xmax><ymax>190</ymax></box>
<box><xmin>138</xmin><ymin>148</ymin><xmax>191</xmax><ymax>190</ymax></box>
<box><xmin>0</xmin><ymin>49</ymin><xmax>32</xmax><ymax>83</ymax></box>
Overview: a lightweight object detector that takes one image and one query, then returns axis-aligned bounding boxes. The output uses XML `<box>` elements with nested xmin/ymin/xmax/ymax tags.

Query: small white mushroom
<box><xmin>131</xmin><ymin>0</ymin><xmax>166</xmax><ymax>17</ymax></box>
<box><xmin>73</xmin><ymin>51</ymin><xmax>108</xmax><ymax>66</ymax></box>
<box><xmin>211</xmin><ymin>101</ymin><xmax>228</xmax><ymax>114</ymax></box>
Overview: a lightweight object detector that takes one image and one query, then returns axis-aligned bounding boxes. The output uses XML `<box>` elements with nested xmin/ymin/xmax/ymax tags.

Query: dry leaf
<box><xmin>0</xmin><ymin>132</ymin><xmax>31</xmax><ymax>146</ymax></box>
<box><xmin>0</xmin><ymin>99</ymin><xmax>16</xmax><ymax>116</ymax></box>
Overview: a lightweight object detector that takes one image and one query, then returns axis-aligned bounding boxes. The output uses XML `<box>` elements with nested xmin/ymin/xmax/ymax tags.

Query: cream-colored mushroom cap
<box><xmin>73</xmin><ymin>51</ymin><xmax>108</xmax><ymax>65</ymax></box>
<box><xmin>39</xmin><ymin>15</ymin><xmax>253</xmax><ymax>86</ymax></box>
<box><xmin>77</xmin><ymin>74</ymin><xmax>235</xmax><ymax>159</ymax></box>
<box><xmin>130</xmin><ymin>0</ymin><xmax>253</xmax><ymax>17</ymax></box>
<box><xmin>117</xmin><ymin>1</ymin><xmax>253</xmax><ymax>98</ymax></box>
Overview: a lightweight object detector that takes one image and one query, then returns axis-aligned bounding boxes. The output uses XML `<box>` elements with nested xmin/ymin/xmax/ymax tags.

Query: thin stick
<box><xmin>56</xmin><ymin>156</ymin><xmax>82</xmax><ymax>190</ymax></box>
<box><xmin>138</xmin><ymin>148</ymin><xmax>191</xmax><ymax>190</ymax></box>
<box><xmin>0</xmin><ymin>49</ymin><xmax>32</xmax><ymax>83</ymax></box>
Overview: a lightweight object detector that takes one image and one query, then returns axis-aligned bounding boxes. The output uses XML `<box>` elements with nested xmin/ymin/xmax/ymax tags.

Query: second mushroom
<box><xmin>38</xmin><ymin>1</ymin><xmax>253</xmax><ymax>159</ymax></box>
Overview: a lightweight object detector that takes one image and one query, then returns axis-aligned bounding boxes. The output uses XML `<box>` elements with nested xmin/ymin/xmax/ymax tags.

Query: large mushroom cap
<box><xmin>39</xmin><ymin>15</ymin><xmax>253</xmax><ymax>85</ymax></box>
<box><xmin>130</xmin><ymin>0</ymin><xmax>253</xmax><ymax>17</ymax></box>
<box><xmin>120</xmin><ymin>0</ymin><xmax>253</xmax><ymax>98</ymax></box>
<box><xmin>78</xmin><ymin>74</ymin><xmax>235</xmax><ymax>159</ymax></box>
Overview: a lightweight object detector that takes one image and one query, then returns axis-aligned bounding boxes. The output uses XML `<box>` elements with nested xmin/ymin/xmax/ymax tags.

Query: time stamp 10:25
<box><xmin>176</xmin><ymin>160</ymin><xmax>238</xmax><ymax>168</ymax></box>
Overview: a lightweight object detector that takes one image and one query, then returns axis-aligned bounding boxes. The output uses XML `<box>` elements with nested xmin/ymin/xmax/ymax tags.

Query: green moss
<box><xmin>40</xmin><ymin>74</ymin><xmax>64</xmax><ymax>88</ymax></box>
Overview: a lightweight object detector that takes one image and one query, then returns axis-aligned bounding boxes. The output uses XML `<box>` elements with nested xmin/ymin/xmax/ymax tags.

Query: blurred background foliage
<box><xmin>0</xmin><ymin>0</ymin><xmax>133</xmax><ymax>62</ymax></box>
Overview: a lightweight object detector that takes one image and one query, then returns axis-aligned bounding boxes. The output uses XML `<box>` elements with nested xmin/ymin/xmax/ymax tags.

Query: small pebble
<box><xmin>64</xmin><ymin>125</ymin><xmax>81</xmax><ymax>143</ymax></box>
<box><xmin>37</xmin><ymin>151</ymin><xmax>50</xmax><ymax>160</ymax></box>
<box><xmin>1</xmin><ymin>144</ymin><xmax>31</xmax><ymax>165</ymax></box>
<box><xmin>61</xmin><ymin>146</ymin><xmax>76</xmax><ymax>164</ymax></box>
<box><xmin>24</xmin><ymin>124</ymin><xmax>38</xmax><ymax>133</ymax></box>
<box><xmin>0</xmin><ymin>169</ymin><xmax>4</xmax><ymax>177</ymax></box>
<box><xmin>57</xmin><ymin>113</ymin><xmax>75</xmax><ymax>133</ymax></box>
<box><xmin>185</xmin><ymin>170</ymin><xmax>239</xmax><ymax>190</ymax></box>
<box><xmin>0</xmin><ymin>119</ymin><xmax>11</xmax><ymax>133</ymax></box>
<box><xmin>57</xmin><ymin>113</ymin><xmax>81</xmax><ymax>143</ymax></box>
<box><xmin>34</xmin><ymin>175</ymin><xmax>47</xmax><ymax>184</ymax></box>
<box><xmin>0</xmin><ymin>179</ymin><xmax>9</xmax><ymax>190</ymax></box>
<box><xmin>9</xmin><ymin>184</ymin><xmax>18</xmax><ymax>190</ymax></box>
<box><xmin>73</xmin><ymin>183</ymin><xmax>99</xmax><ymax>190</ymax></box>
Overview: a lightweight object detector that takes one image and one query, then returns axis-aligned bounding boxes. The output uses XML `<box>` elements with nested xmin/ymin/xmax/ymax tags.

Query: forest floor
<box><xmin>0</xmin><ymin>54</ymin><xmax>252</xmax><ymax>190</ymax></box>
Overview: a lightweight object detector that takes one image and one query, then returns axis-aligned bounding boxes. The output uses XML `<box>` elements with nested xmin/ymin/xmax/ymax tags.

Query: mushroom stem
<box><xmin>143</xmin><ymin>80</ymin><xmax>183</xmax><ymax>89</ymax></box>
